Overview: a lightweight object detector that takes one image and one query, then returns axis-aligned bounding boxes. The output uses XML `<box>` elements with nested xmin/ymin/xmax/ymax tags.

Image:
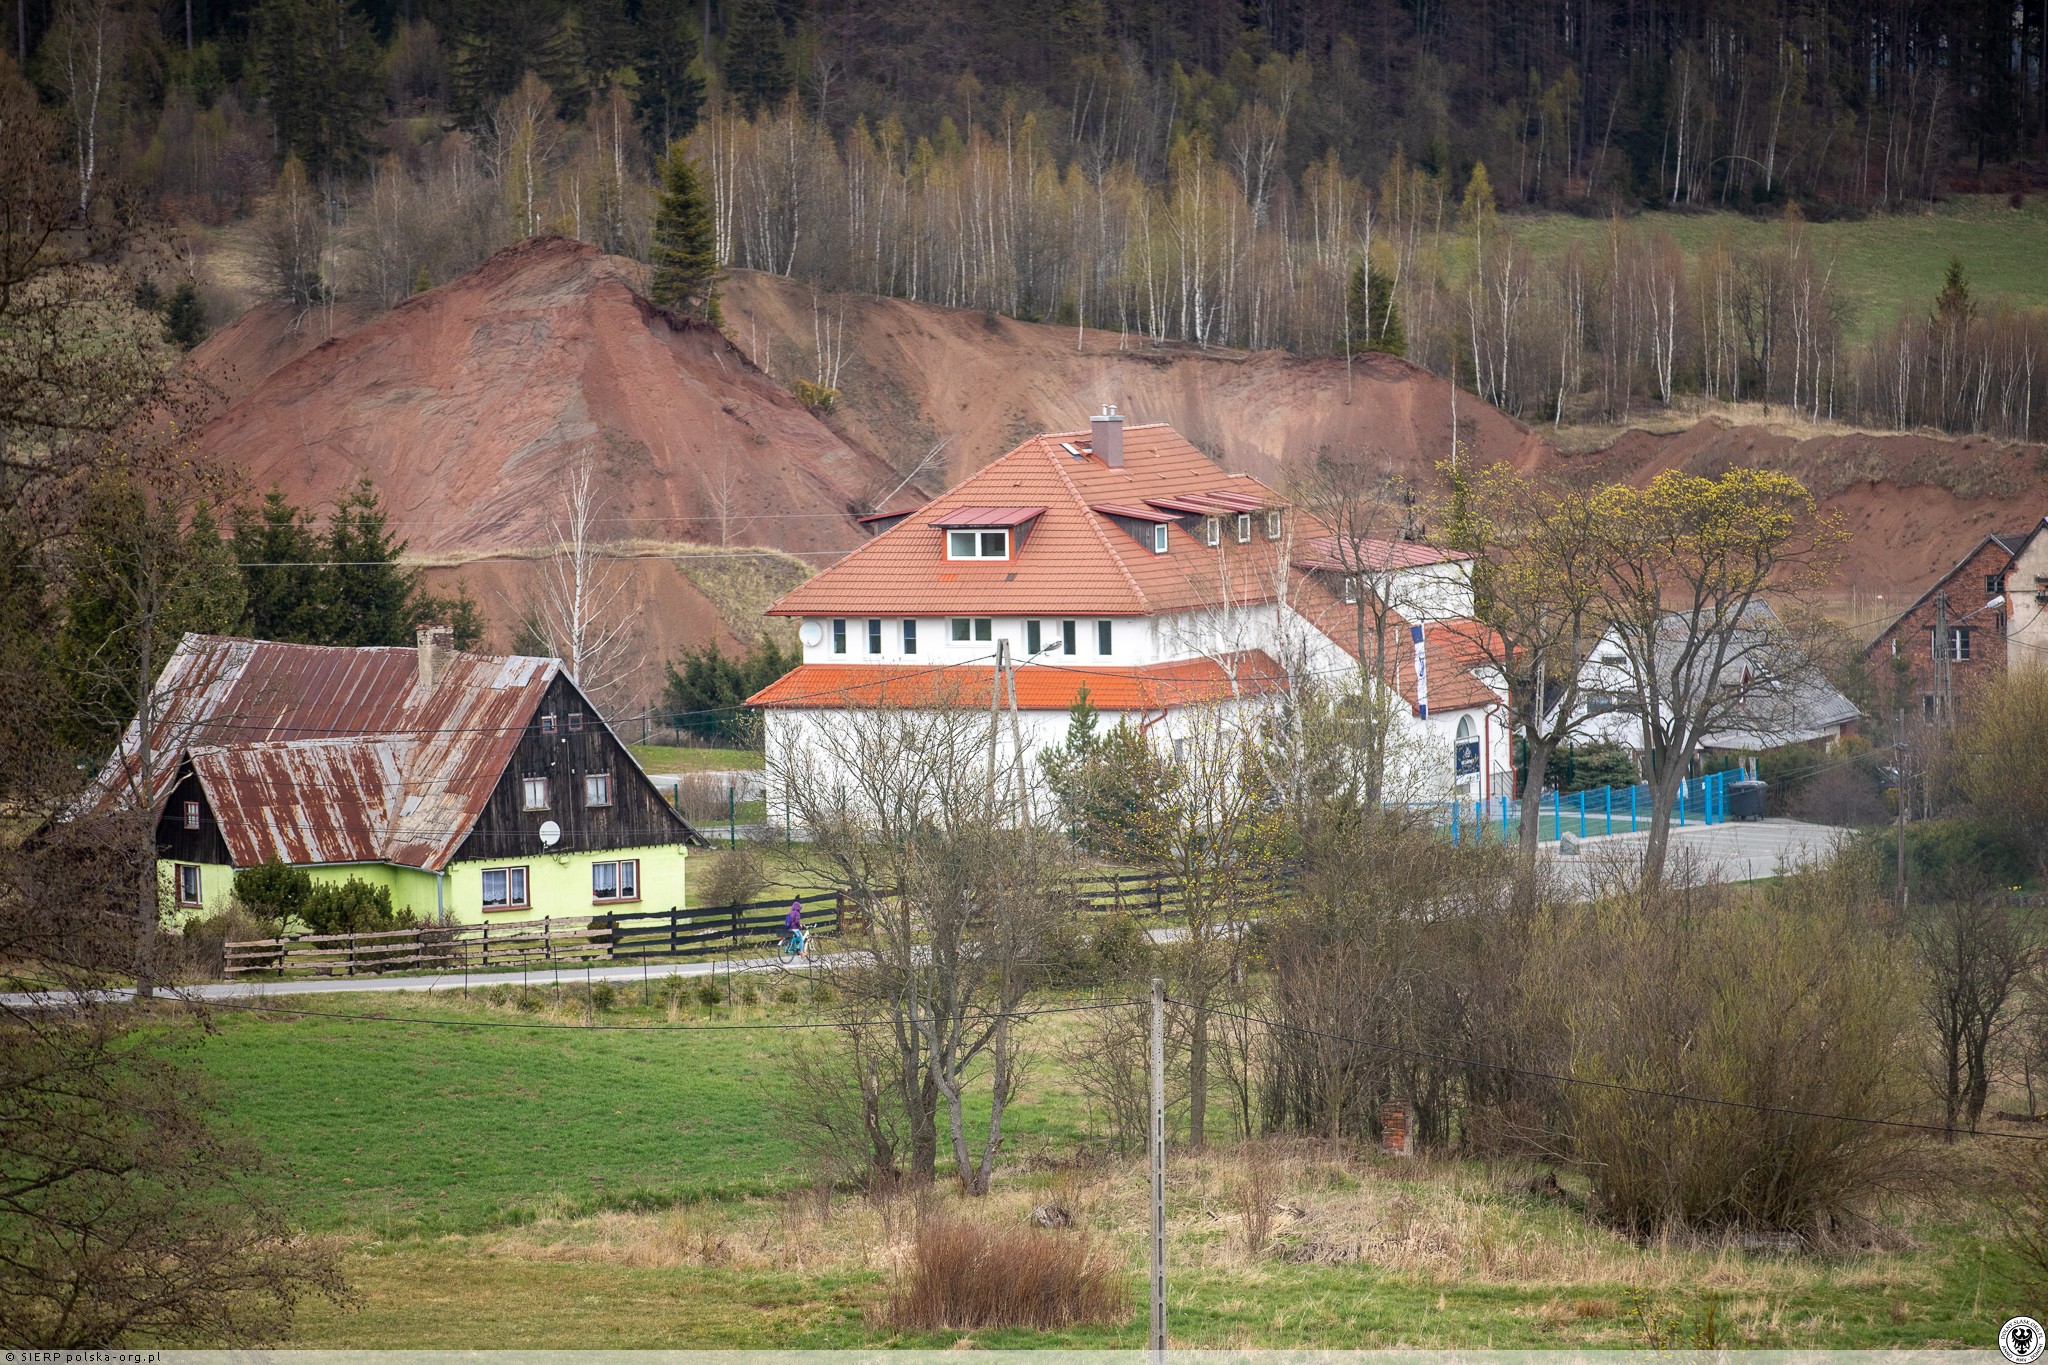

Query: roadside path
<box><xmin>1540</xmin><ymin>816</ymin><xmax>1850</xmax><ymax>889</ymax></box>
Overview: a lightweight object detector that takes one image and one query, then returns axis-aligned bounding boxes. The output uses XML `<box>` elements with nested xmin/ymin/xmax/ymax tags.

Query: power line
<box><xmin>1185</xmin><ymin>996</ymin><xmax>2047</xmax><ymax>1144</ymax></box>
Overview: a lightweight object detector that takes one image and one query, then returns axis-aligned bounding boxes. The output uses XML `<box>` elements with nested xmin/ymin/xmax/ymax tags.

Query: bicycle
<box><xmin>780</xmin><ymin>927</ymin><xmax>808</xmax><ymax>960</ymax></box>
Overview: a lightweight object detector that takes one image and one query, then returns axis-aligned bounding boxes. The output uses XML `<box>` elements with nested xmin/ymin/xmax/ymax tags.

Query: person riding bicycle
<box><xmin>783</xmin><ymin>897</ymin><xmax>807</xmax><ymax>958</ymax></box>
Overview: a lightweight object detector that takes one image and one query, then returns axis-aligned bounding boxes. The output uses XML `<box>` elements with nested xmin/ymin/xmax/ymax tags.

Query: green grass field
<box><xmin>627</xmin><ymin>743</ymin><xmax>764</xmax><ymax>774</ymax></box>
<box><xmin>189</xmin><ymin>988</ymin><xmax>2037</xmax><ymax>1349</ymax></box>
<box><xmin>1507</xmin><ymin>196</ymin><xmax>2048</xmax><ymax>344</ymax></box>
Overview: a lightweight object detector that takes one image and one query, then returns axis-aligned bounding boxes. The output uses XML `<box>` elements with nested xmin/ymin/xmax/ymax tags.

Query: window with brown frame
<box><xmin>182</xmin><ymin>800</ymin><xmax>201</xmax><ymax>830</ymax></box>
<box><xmin>175</xmin><ymin>863</ymin><xmax>203</xmax><ymax>907</ymax></box>
<box><xmin>584</xmin><ymin>772</ymin><xmax>612</xmax><ymax>807</ymax></box>
<box><xmin>481</xmin><ymin>865</ymin><xmax>529</xmax><ymax>910</ymax></box>
<box><xmin>522</xmin><ymin>776</ymin><xmax>550</xmax><ymax>810</ymax></box>
<box><xmin>541</xmin><ymin>713</ymin><xmax>557</xmax><ymax>736</ymax></box>
<box><xmin>567</xmin><ymin>711</ymin><xmax>584</xmax><ymax>733</ymax></box>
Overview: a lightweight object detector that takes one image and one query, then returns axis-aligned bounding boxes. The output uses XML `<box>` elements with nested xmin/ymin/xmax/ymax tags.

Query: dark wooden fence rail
<box><xmin>223</xmin><ymin>872</ymin><xmax>1188</xmax><ymax>978</ymax></box>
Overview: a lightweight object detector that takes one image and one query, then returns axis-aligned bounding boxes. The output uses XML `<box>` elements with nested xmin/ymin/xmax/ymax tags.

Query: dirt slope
<box><xmin>721</xmin><ymin>271</ymin><xmax>1548</xmax><ymax>491</ymax></box>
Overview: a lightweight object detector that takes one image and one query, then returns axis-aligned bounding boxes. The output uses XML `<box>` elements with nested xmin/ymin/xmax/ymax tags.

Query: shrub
<box><xmin>232</xmin><ymin>860</ymin><xmax>311</xmax><ymax>924</ymax></box>
<box><xmin>297</xmin><ymin>877</ymin><xmax>416</xmax><ymax>935</ymax></box>
<box><xmin>177</xmin><ymin>906</ymin><xmax>279</xmax><ymax>979</ymax></box>
<box><xmin>590</xmin><ymin>981</ymin><xmax>617</xmax><ymax>1011</ymax></box>
<box><xmin>700</xmin><ymin>847</ymin><xmax>768</xmax><ymax>907</ymax></box>
<box><xmin>886</xmin><ymin>1217</ymin><xmax>1125</xmax><ymax>1330</ymax></box>
<box><xmin>1517</xmin><ymin>860</ymin><xmax>1921</xmax><ymax>1235</ymax></box>
<box><xmin>790</xmin><ymin>378</ymin><xmax>837</xmax><ymax>411</ymax></box>
<box><xmin>739</xmin><ymin>981</ymin><xmax>759</xmax><ymax>1005</ymax></box>
<box><xmin>1859</xmin><ymin>817</ymin><xmax>2032</xmax><ymax>898</ymax></box>
<box><xmin>695</xmin><ymin>980</ymin><xmax>722</xmax><ymax>1007</ymax></box>
<box><xmin>1090</xmin><ymin>911</ymin><xmax>1152</xmax><ymax>979</ymax></box>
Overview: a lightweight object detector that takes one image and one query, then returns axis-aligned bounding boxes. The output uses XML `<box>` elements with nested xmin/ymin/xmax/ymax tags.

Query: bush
<box><xmin>232</xmin><ymin>860</ymin><xmax>311</xmax><ymax>924</ymax></box>
<box><xmin>297</xmin><ymin>877</ymin><xmax>416</xmax><ymax>936</ymax></box>
<box><xmin>695</xmin><ymin>980</ymin><xmax>722</xmax><ymax>1007</ymax></box>
<box><xmin>700</xmin><ymin>847</ymin><xmax>768</xmax><ymax>908</ymax></box>
<box><xmin>1090</xmin><ymin>911</ymin><xmax>1152</xmax><ymax>979</ymax></box>
<box><xmin>1546</xmin><ymin>740</ymin><xmax>1638</xmax><ymax>793</ymax></box>
<box><xmin>886</xmin><ymin>1217</ymin><xmax>1126</xmax><ymax>1329</ymax></box>
<box><xmin>1858</xmin><ymin>817</ymin><xmax>2032</xmax><ymax>898</ymax></box>
<box><xmin>590</xmin><ymin>981</ymin><xmax>617</xmax><ymax>1011</ymax></box>
<box><xmin>1517</xmin><ymin>861</ymin><xmax>1921</xmax><ymax>1235</ymax></box>
<box><xmin>177</xmin><ymin>906</ymin><xmax>280</xmax><ymax>979</ymax></box>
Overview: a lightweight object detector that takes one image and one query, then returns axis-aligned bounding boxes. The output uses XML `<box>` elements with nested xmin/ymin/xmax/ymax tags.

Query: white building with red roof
<box><xmin>749</xmin><ymin>411</ymin><xmax>1511</xmax><ymax>814</ymax></box>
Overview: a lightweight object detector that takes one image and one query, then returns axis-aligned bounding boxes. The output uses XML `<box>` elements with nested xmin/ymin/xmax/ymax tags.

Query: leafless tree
<box><xmin>1913</xmin><ymin>894</ymin><xmax>2039</xmax><ymax>1136</ymax></box>
<box><xmin>532</xmin><ymin>455</ymin><xmax>635</xmax><ymax>709</ymax></box>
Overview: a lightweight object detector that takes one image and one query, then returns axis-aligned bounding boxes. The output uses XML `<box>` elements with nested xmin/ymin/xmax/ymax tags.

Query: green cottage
<box><xmin>85</xmin><ymin>628</ymin><xmax>704</xmax><ymax>925</ymax></box>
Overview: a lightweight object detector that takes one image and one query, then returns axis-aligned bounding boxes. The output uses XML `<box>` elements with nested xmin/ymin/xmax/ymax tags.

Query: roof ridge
<box><xmin>1043</xmin><ymin>438</ymin><xmax>1152</xmax><ymax>614</ymax></box>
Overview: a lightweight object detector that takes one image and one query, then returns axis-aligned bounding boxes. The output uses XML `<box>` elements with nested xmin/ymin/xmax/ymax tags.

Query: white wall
<box><xmin>2009</xmin><ymin>525</ymin><xmax>2048</xmax><ymax>672</ymax></box>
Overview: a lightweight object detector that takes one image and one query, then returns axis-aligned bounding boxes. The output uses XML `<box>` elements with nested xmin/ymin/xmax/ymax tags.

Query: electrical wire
<box><xmin>1178</xmin><ymin>995</ymin><xmax>2048</xmax><ymax>1144</ymax></box>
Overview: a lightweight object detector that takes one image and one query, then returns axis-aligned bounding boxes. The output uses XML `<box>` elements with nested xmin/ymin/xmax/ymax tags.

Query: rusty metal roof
<box><xmin>84</xmin><ymin>635</ymin><xmax>574</xmax><ymax>871</ymax></box>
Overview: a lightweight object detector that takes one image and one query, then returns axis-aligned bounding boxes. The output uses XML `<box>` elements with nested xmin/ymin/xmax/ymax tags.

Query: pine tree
<box><xmin>1347</xmin><ymin>259</ymin><xmax>1407</xmax><ymax>358</ymax></box>
<box><xmin>320</xmin><ymin>478</ymin><xmax>422</xmax><ymax>647</ymax></box>
<box><xmin>631</xmin><ymin>0</ymin><xmax>704</xmax><ymax>149</ymax></box>
<box><xmin>254</xmin><ymin>0</ymin><xmax>379</xmax><ymax>180</ymax></box>
<box><xmin>649</xmin><ymin>144</ymin><xmax>721</xmax><ymax>322</ymax></box>
<box><xmin>722</xmin><ymin>0</ymin><xmax>790</xmax><ymax>118</ymax></box>
<box><xmin>160</xmin><ymin>281</ymin><xmax>206</xmax><ymax>348</ymax></box>
<box><xmin>232</xmin><ymin>488</ymin><xmax>325</xmax><ymax>642</ymax></box>
<box><xmin>450</xmin><ymin>0</ymin><xmax>573</xmax><ymax>127</ymax></box>
<box><xmin>1935</xmin><ymin>255</ymin><xmax>1976</xmax><ymax>329</ymax></box>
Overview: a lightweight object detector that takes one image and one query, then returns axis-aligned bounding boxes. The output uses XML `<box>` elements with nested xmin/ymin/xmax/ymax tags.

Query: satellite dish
<box><xmin>799</xmin><ymin>620</ymin><xmax>824</xmax><ymax>648</ymax></box>
<box><xmin>538</xmin><ymin>820</ymin><xmax>561</xmax><ymax>848</ymax></box>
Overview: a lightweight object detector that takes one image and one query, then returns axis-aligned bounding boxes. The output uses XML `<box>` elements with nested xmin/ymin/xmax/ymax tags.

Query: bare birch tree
<box><xmin>531</xmin><ymin>455</ymin><xmax>634</xmax><ymax>709</ymax></box>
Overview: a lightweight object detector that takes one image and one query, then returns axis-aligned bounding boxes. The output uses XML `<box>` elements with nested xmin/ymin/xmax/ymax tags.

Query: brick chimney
<box><xmin>1090</xmin><ymin>404</ymin><xmax>1124</xmax><ymax>467</ymax></box>
<box><xmin>416</xmin><ymin>624</ymin><xmax>456</xmax><ymax>689</ymax></box>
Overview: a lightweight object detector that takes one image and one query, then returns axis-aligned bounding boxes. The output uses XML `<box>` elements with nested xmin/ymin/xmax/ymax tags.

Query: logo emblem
<box><xmin>2003</xmin><ymin>1316</ymin><xmax>2046</xmax><ymax>1365</ymax></box>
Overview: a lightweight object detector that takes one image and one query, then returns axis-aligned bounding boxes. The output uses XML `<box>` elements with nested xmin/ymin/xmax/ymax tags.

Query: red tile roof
<box><xmin>930</xmin><ymin>505</ymin><xmax>1047</xmax><ymax>528</ymax></box>
<box><xmin>748</xmin><ymin>651</ymin><xmax>1288</xmax><ymax>712</ymax></box>
<box><xmin>1293</xmin><ymin>535</ymin><xmax>1472</xmax><ymax>573</ymax></box>
<box><xmin>768</xmin><ymin>424</ymin><xmax>1300</xmax><ymax>618</ymax></box>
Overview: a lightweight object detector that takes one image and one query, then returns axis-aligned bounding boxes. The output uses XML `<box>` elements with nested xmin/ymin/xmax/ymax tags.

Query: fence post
<box><xmin>669</xmin><ymin>905</ymin><xmax>679</xmax><ymax>958</ymax></box>
<box><xmin>1451</xmin><ymin>798</ymin><xmax>1460</xmax><ymax>845</ymax></box>
<box><xmin>1578</xmin><ymin>789</ymin><xmax>1586</xmax><ymax>839</ymax></box>
<box><xmin>1679</xmin><ymin>781</ymin><xmax>1687</xmax><ymax>826</ymax></box>
<box><xmin>1631</xmin><ymin>784</ymin><xmax>1638</xmax><ymax>833</ymax></box>
<box><xmin>1605</xmin><ymin>785</ymin><xmax>1613</xmax><ymax>836</ymax></box>
<box><xmin>834</xmin><ymin>891</ymin><xmax>844</xmax><ymax>934</ymax></box>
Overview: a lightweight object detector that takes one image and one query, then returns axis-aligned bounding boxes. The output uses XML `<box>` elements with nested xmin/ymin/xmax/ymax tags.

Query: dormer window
<box><xmin>1234</xmin><ymin>513</ymin><xmax>1252</xmax><ymax>543</ymax></box>
<box><xmin>1152</xmin><ymin>523</ymin><xmax>1169</xmax><ymax>554</ymax></box>
<box><xmin>1202</xmin><ymin>516</ymin><xmax>1221</xmax><ymax>547</ymax></box>
<box><xmin>1341</xmin><ymin>576</ymin><xmax>1359</xmax><ymax>604</ymax></box>
<box><xmin>1264</xmin><ymin>509</ymin><xmax>1283</xmax><ymax>540</ymax></box>
<box><xmin>947</xmin><ymin>529</ymin><xmax>1010</xmax><ymax>559</ymax></box>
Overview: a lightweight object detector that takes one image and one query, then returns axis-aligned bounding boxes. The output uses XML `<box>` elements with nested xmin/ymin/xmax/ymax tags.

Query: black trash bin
<box><xmin>1728</xmin><ymin>779</ymin><xmax>1767</xmax><ymax>821</ymax></box>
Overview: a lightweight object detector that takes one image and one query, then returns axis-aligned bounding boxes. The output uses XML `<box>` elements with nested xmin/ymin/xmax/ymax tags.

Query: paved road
<box><xmin>1541</xmin><ymin>816</ymin><xmax>1850</xmax><ymax>889</ymax></box>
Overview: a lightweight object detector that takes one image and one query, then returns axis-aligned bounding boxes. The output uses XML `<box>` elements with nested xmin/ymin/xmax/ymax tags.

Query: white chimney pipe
<box><xmin>1091</xmin><ymin>404</ymin><xmax>1124</xmax><ymax>468</ymax></box>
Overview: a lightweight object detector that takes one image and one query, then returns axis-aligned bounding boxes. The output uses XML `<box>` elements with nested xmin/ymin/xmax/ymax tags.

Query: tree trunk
<box><xmin>1639</xmin><ymin>763</ymin><xmax>1688</xmax><ymax>889</ymax></box>
<box><xmin>1518</xmin><ymin>733</ymin><xmax>1555</xmax><ymax>865</ymax></box>
<box><xmin>1187</xmin><ymin>998</ymin><xmax>1208</xmax><ymax>1149</ymax></box>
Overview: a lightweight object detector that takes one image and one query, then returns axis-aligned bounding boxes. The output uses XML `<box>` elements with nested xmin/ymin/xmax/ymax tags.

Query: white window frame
<box><xmin>946</xmin><ymin>528</ymin><xmax>1010</xmax><ymax>560</ymax></box>
<box><xmin>832</xmin><ymin>618</ymin><xmax>847</xmax><ymax>654</ymax></box>
<box><xmin>1152</xmin><ymin>522</ymin><xmax>1169</xmax><ymax>554</ymax></box>
<box><xmin>584</xmin><ymin>772</ymin><xmax>613</xmax><ymax>807</ymax></box>
<box><xmin>950</xmin><ymin>617</ymin><xmax>993</xmax><ymax>643</ymax></box>
<box><xmin>1264</xmin><ymin>508</ymin><xmax>1283</xmax><ymax>540</ymax></box>
<box><xmin>1341</xmin><ymin>576</ymin><xmax>1358</xmax><ymax>604</ymax></box>
<box><xmin>1027</xmin><ymin>620</ymin><xmax>1043</xmax><ymax>654</ymax></box>
<box><xmin>1234</xmin><ymin>512</ymin><xmax>1252</xmax><ymax>543</ymax></box>
<box><xmin>175</xmin><ymin>862</ymin><xmax>202</xmax><ymax>907</ymax></box>
<box><xmin>1061</xmin><ymin>619</ymin><xmax>1077</xmax><ymax>655</ymax></box>
<box><xmin>522</xmin><ymin>776</ymin><xmax>550</xmax><ymax>810</ymax></box>
<box><xmin>592</xmin><ymin>858</ymin><xmax>639</xmax><ymax>903</ymax></box>
<box><xmin>1097</xmin><ymin>620</ymin><xmax>1113</xmax><ymax>656</ymax></box>
<box><xmin>867</xmin><ymin>618</ymin><xmax>883</xmax><ymax>654</ymax></box>
<box><xmin>1202</xmin><ymin>516</ymin><xmax>1221</xmax><ymax>547</ymax></box>
<box><xmin>902</xmin><ymin>619</ymin><xmax>918</xmax><ymax>654</ymax></box>
<box><xmin>482</xmin><ymin>865</ymin><xmax>530</xmax><ymax>910</ymax></box>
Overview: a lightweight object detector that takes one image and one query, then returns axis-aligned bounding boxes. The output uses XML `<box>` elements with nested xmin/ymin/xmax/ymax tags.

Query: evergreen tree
<box><xmin>253</xmin><ymin>0</ymin><xmax>379</xmax><ymax>180</ymax></box>
<box><xmin>577</xmin><ymin>0</ymin><xmax>638</xmax><ymax>91</ymax></box>
<box><xmin>662</xmin><ymin>636</ymin><xmax>796</xmax><ymax>746</ymax></box>
<box><xmin>631</xmin><ymin>0</ymin><xmax>704</xmax><ymax>149</ymax></box>
<box><xmin>232</xmin><ymin>489</ymin><xmax>324</xmax><ymax>642</ymax></box>
<box><xmin>649</xmin><ymin>144</ymin><xmax>721</xmax><ymax>322</ymax></box>
<box><xmin>1347</xmin><ymin>259</ymin><xmax>1407</xmax><ymax>358</ymax></box>
<box><xmin>320</xmin><ymin>478</ymin><xmax>422</xmax><ymax>647</ymax></box>
<box><xmin>1935</xmin><ymin>255</ymin><xmax>1976</xmax><ymax>328</ymax></box>
<box><xmin>160</xmin><ymin>281</ymin><xmax>206</xmax><ymax>348</ymax></box>
<box><xmin>722</xmin><ymin>0</ymin><xmax>790</xmax><ymax>118</ymax></box>
<box><xmin>450</xmin><ymin>0</ymin><xmax>574</xmax><ymax>127</ymax></box>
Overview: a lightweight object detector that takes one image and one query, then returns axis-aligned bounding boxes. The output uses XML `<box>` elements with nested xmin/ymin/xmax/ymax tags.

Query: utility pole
<box><xmin>1005</xmin><ymin>647</ymin><xmax>1028</xmax><ymax>823</ymax></box>
<box><xmin>1149</xmin><ymin>975</ymin><xmax>1166</xmax><ymax>1359</ymax></box>
<box><xmin>1893</xmin><ymin>709</ymin><xmax>1909</xmax><ymax>912</ymax></box>
<box><xmin>985</xmin><ymin>640</ymin><xmax>1005</xmax><ymax>813</ymax></box>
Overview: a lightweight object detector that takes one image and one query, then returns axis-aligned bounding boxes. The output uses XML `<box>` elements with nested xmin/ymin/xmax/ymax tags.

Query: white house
<box><xmin>749</xmin><ymin>412</ymin><xmax>1511</xmax><ymax>813</ymax></box>
<box><xmin>1570</xmin><ymin>602</ymin><xmax>1860</xmax><ymax>759</ymax></box>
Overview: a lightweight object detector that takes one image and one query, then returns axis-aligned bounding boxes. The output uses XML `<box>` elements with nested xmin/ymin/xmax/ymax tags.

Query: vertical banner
<box><xmin>1411</xmin><ymin>622</ymin><xmax>1429</xmax><ymax>719</ymax></box>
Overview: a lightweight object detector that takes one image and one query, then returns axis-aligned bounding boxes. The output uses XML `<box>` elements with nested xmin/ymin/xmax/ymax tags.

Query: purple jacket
<box><xmin>785</xmin><ymin>901</ymin><xmax>803</xmax><ymax>932</ymax></box>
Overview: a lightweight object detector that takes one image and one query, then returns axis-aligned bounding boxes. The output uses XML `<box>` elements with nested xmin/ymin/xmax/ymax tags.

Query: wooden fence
<box><xmin>222</xmin><ymin>872</ymin><xmax>1191</xmax><ymax>979</ymax></box>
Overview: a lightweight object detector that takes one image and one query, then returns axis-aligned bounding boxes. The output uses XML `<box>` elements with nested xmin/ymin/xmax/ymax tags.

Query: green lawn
<box><xmin>1506</xmin><ymin>195</ymin><xmax>2048</xmax><ymax>343</ymax></box>
<box><xmin>628</xmin><ymin>743</ymin><xmax>764</xmax><ymax>774</ymax></box>
<box><xmin>192</xmin><ymin>990</ymin><xmax>2030</xmax><ymax>1349</ymax></box>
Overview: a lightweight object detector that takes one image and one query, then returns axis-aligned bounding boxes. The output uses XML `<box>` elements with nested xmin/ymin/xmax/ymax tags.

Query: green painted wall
<box><xmin>158</xmin><ymin>844</ymin><xmax>689</xmax><ymax>929</ymax></box>
<box><xmin>444</xmin><ymin>843</ymin><xmax>689</xmax><ymax>924</ymax></box>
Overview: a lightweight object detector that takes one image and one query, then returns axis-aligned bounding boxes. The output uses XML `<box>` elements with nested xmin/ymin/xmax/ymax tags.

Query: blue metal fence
<box><xmin>1433</xmin><ymin>769</ymin><xmax>1734</xmax><ymax>845</ymax></box>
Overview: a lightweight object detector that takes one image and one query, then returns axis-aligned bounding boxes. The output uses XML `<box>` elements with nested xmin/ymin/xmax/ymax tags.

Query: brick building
<box><xmin>1865</xmin><ymin>521</ymin><xmax>2045</xmax><ymax>723</ymax></box>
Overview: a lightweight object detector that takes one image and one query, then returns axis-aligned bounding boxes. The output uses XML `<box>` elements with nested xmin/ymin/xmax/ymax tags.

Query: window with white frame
<box><xmin>1341</xmin><ymin>575</ymin><xmax>1358</xmax><ymax>603</ymax></box>
<box><xmin>832</xmin><ymin>618</ymin><xmax>847</xmax><ymax>653</ymax></box>
<box><xmin>182</xmin><ymin>800</ymin><xmax>201</xmax><ymax>830</ymax></box>
<box><xmin>522</xmin><ymin>776</ymin><xmax>550</xmax><ymax>810</ymax></box>
<box><xmin>902</xmin><ymin>619</ymin><xmax>918</xmax><ymax>654</ymax></box>
<box><xmin>1097</xmin><ymin>620</ymin><xmax>1113</xmax><ymax>655</ymax></box>
<box><xmin>1027</xmin><ymin>620</ymin><xmax>1043</xmax><ymax>654</ymax></box>
<box><xmin>1264</xmin><ymin>508</ymin><xmax>1282</xmax><ymax>540</ymax></box>
<box><xmin>946</xmin><ymin>529</ymin><xmax>1010</xmax><ymax>559</ymax></box>
<box><xmin>951</xmin><ymin>617</ymin><xmax>993</xmax><ymax>643</ymax></box>
<box><xmin>175</xmin><ymin>863</ymin><xmax>202</xmax><ymax>906</ymax></box>
<box><xmin>867</xmin><ymin>618</ymin><xmax>883</xmax><ymax>654</ymax></box>
<box><xmin>1202</xmin><ymin>516</ymin><xmax>1221</xmax><ymax>547</ymax></box>
<box><xmin>1152</xmin><ymin>522</ymin><xmax>1169</xmax><ymax>554</ymax></box>
<box><xmin>584</xmin><ymin>772</ymin><xmax>613</xmax><ymax>807</ymax></box>
<box><xmin>1062</xmin><ymin>620</ymin><xmax>1077</xmax><ymax>654</ymax></box>
<box><xmin>592</xmin><ymin>859</ymin><xmax>639</xmax><ymax>902</ymax></box>
<box><xmin>482</xmin><ymin>865</ymin><xmax>529</xmax><ymax>909</ymax></box>
<box><xmin>1234</xmin><ymin>512</ymin><xmax>1252</xmax><ymax>543</ymax></box>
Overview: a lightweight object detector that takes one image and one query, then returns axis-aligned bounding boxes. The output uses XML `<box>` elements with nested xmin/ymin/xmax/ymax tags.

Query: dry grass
<box><xmin>885</xmin><ymin>1216</ymin><xmax>1127</xmax><ymax>1330</ymax></box>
